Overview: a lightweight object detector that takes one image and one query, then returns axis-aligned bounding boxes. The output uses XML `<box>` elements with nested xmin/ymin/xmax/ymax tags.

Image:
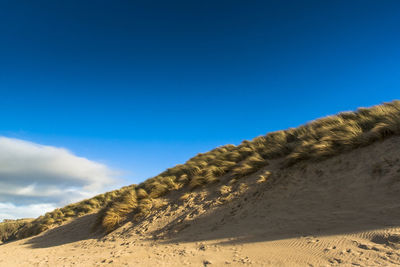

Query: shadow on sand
<box><xmin>150</xmin><ymin>158</ymin><xmax>400</xmax><ymax>246</ymax></box>
<box><xmin>23</xmin><ymin>174</ymin><xmax>400</xmax><ymax>249</ymax></box>
<box><xmin>24</xmin><ymin>213</ymin><xmax>104</xmax><ymax>248</ymax></box>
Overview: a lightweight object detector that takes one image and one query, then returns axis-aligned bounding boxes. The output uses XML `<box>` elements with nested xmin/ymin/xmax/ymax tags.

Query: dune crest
<box><xmin>1</xmin><ymin>101</ymin><xmax>400</xmax><ymax>266</ymax></box>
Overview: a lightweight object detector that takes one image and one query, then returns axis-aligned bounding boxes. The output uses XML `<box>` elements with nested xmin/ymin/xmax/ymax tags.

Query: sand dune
<box><xmin>1</xmin><ymin>135</ymin><xmax>400</xmax><ymax>266</ymax></box>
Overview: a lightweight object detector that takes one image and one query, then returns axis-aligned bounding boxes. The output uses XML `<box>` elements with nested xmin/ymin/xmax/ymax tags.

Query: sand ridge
<box><xmin>1</xmin><ymin>136</ymin><xmax>400</xmax><ymax>266</ymax></box>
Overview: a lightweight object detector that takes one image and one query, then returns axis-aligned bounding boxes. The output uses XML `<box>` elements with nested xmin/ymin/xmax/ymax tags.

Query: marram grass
<box><xmin>2</xmin><ymin>100</ymin><xmax>400</xmax><ymax>241</ymax></box>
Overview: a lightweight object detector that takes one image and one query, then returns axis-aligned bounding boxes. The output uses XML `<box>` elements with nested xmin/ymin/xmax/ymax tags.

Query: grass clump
<box><xmin>136</xmin><ymin>188</ymin><xmax>148</xmax><ymax>199</ymax></box>
<box><xmin>189</xmin><ymin>169</ymin><xmax>220</xmax><ymax>190</ymax></box>
<box><xmin>231</xmin><ymin>153</ymin><xmax>267</xmax><ymax>178</ymax></box>
<box><xmin>257</xmin><ymin>171</ymin><xmax>272</xmax><ymax>184</ymax></box>
<box><xmin>179</xmin><ymin>193</ymin><xmax>191</xmax><ymax>201</ymax></box>
<box><xmin>101</xmin><ymin>188</ymin><xmax>138</xmax><ymax>232</ymax></box>
<box><xmin>0</xmin><ymin>219</ymin><xmax>33</xmax><ymax>243</ymax></box>
<box><xmin>219</xmin><ymin>185</ymin><xmax>232</xmax><ymax>195</ymax></box>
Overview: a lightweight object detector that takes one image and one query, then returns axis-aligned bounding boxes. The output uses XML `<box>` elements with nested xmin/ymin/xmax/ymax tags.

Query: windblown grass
<box><xmin>5</xmin><ymin>100</ymin><xmax>400</xmax><ymax>238</ymax></box>
<box><xmin>100</xmin><ymin>188</ymin><xmax>138</xmax><ymax>232</ymax></box>
<box><xmin>96</xmin><ymin>100</ymin><xmax>400</xmax><ymax>232</ymax></box>
<box><xmin>8</xmin><ymin>185</ymin><xmax>135</xmax><ymax>241</ymax></box>
<box><xmin>0</xmin><ymin>219</ymin><xmax>33</xmax><ymax>243</ymax></box>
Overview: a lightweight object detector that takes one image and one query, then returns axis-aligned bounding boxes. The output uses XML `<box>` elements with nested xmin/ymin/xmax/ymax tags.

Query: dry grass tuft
<box><xmin>135</xmin><ymin>198</ymin><xmax>153</xmax><ymax>219</ymax></box>
<box><xmin>257</xmin><ymin>171</ymin><xmax>272</xmax><ymax>184</ymax></box>
<box><xmin>179</xmin><ymin>193</ymin><xmax>191</xmax><ymax>201</ymax></box>
<box><xmin>189</xmin><ymin>168</ymin><xmax>220</xmax><ymax>190</ymax></box>
<box><xmin>101</xmin><ymin>189</ymin><xmax>138</xmax><ymax>232</ymax></box>
<box><xmin>136</xmin><ymin>188</ymin><xmax>148</xmax><ymax>199</ymax></box>
<box><xmin>231</xmin><ymin>153</ymin><xmax>267</xmax><ymax>178</ymax></box>
<box><xmin>0</xmin><ymin>219</ymin><xmax>33</xmax><ymax>243</ymax></box>
<box><xmin>219</xmin><ymin>185</ymin><xmax>232</xmax><ymax>195</ymax></box>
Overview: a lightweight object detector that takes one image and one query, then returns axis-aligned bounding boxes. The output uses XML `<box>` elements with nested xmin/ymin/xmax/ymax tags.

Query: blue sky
<box><xmin>0</xmin><ymin>0</ymin><xmax>399</xmax><ymax>189</ymax></box>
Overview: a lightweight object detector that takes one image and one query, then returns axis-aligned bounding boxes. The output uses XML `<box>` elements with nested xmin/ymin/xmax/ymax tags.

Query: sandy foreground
<box><xmin>1</xmin><ymin>136</ymin><xmax>400</xmax><ymax>266</ymax></box>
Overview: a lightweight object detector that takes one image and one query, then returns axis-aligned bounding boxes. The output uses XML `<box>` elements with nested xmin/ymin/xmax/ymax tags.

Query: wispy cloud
<box><xmin>0</xmin><ymin>137</ymin><xmax>119</xmax><ymax>221</ymax></box>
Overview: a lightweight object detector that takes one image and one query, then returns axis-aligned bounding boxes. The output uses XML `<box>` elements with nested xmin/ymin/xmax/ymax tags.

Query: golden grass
<box><xmin>11</xmin><ymin>185</ymin><xmax>135</xmax><ymax>240</ymax></box>
<box><xmin>0</xmin><ymin>219</ymin><xmax>33</xmax><ymax>243</ymax></box>
<box><xmin>219</xmin><ymin>185</ymin><xmax>232</xmax><ymax>195</ymax></box>
<box><xmin>136</xmin><ymin>188</ymin><xmax>148</xmax><ymax>199</ymax></box>
<box><xmin>257</xmin><ymin>171</ymin><xmax>272</xmax><ymax>184</ymax></box>
<box><xmin>6</xmin><ymin>100</ymin><xmax>400</xmax><ymax>238</ymax></box>
<box><xmin>101</xmin><ymin>189</ymin><xmax>138</xmax><ymax>232</ymax></box>
<box><xmin>179</xmin><ymin>192</ymin><xmax>191</xmax><ymax>201</ymax></box>
<box><xmin>97</xmin><ymin>100</ymin><xmax>400</xmax><ymax>232</ymax></box>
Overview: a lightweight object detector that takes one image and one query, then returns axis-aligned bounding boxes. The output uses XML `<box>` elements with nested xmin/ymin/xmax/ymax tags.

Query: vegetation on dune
<box><xmin>99</xmin><ymin>187</ymin><xmax>139</xmax><ymax>232</ymax></box>
<box><xmin>2</xmin><ymin>100</ymin><xmax>400</xmax><ymax>241</ymax></box>
<box><xmin>0</xmin><ymin>219</ymin><xmax>33</xmax><ymax>243</ymax></box>
<box><xmin>7</xmin><ymin>185</ymin><xmax>135</xmax><ymax>241</ymax></box>
<box><xmin>97</xmin><ymin>100</ymin><xmax>400</xmax><ymax>232</ymax></box>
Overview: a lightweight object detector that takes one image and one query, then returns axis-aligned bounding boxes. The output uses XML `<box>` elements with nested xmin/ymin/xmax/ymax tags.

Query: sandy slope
<box><xmin>1</xmin><ymin>136</ymin><xmax>400</xmax><ymax>266</ymax></box>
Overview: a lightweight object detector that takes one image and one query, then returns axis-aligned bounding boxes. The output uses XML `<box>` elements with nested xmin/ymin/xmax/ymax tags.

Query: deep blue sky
<box><xmin>0</xmin><ymin>0</ymin><xmax>399</xmax><ymax>185</ymax></box>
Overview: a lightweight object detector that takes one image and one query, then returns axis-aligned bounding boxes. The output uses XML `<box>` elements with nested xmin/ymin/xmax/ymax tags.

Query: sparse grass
<box><xmin>6</xmin><ymin>100</ymin><xmax>400</xmax><ymax>238</ymax></box>
<box><xmin>219</xmin><ymin>185</ymin><xmax>232</xmax><ymax>195</ymax></box>
<box><xmin>257</xmin><ymin>171</ymin><xmax>272</xmax><ymax>184</ymax></box>
<box><xmin>228</xmin><ymin>178</ymin><xmax>238</xmax><ymax>185</ymax></box>
<box><xmin>179</xmin><ymin>192</ymin><xmax>191</xmax><ymax>201</ymax></box>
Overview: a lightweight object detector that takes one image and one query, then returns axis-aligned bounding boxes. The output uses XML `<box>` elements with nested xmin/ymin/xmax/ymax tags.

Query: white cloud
<box><xmin>0</xmin><ymin>137</ymin><xmax>120</xmax><ymax>221</ymax></box>
<box><xmin>0</xmin><ymin>203</ymin><xmax>56</xmax><ymax>221</ymax></box>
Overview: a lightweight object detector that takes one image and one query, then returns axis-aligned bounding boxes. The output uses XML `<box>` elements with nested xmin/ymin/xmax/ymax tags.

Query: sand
<box><xmin>1</xmin><ymin>136</ymin><xmax>400</xmax><ymax>266</ymax></box>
